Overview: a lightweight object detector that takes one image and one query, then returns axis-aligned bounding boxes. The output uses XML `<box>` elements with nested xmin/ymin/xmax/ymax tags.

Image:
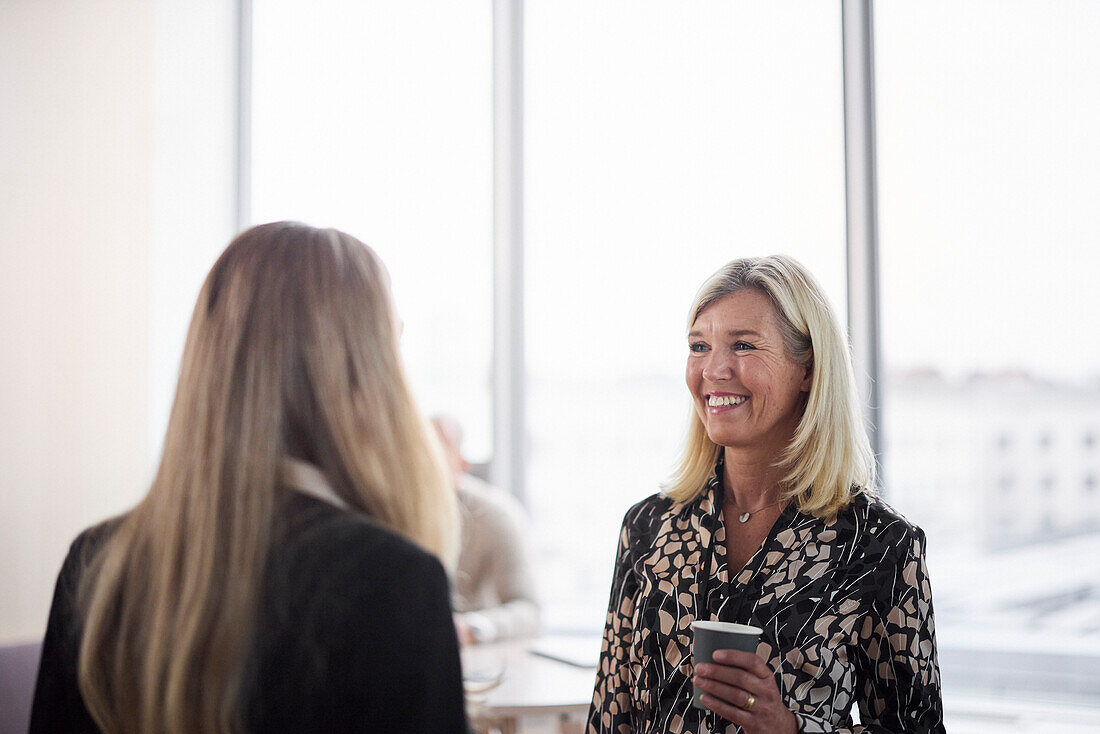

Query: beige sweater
<box><xmin>452</xmin><ymin>474</ymin><xmax>541</xmax><ymax>642</ymax></box>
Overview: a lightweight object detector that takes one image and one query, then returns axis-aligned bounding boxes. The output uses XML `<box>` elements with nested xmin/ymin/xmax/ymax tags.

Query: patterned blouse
<box><xmin>587</xmin><ymin>468</ymin><xmax>944</xmax><ymax>733</ymax></box>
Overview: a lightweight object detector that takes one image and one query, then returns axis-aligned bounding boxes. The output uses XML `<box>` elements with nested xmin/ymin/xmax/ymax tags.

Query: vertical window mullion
<box><xmin>236</xmin><ymin>0</ymin><xmax>253</xmax><ymax>230</ymax></box>
<box><xmin>841</xmin><ymin>0</ymin><xmax>883</xmax><ymax>479</ymax></box>
<box><xmin>492</xmin><ymin>0</ymin><xmax>526</xmax><ymax>503</ymax></box>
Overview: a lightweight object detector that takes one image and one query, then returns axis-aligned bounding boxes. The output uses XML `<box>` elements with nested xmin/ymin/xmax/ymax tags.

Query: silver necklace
<box><xmin>728</xmin><ymin>497</ymin><xmax>785</xmax><ymax>523</ymax></box>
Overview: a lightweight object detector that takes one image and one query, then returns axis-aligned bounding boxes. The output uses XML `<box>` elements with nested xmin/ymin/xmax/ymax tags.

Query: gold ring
<box><xmin>744</xmin><ymin>694</ymin><xmax>755</xmax><ymax>711</ymax></box>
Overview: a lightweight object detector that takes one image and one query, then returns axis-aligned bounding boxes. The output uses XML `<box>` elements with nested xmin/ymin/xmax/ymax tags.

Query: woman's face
<box><xmin>686</xmin><ymin>289</ymin><xmax>811</xmax><ymax>456</ymax></box>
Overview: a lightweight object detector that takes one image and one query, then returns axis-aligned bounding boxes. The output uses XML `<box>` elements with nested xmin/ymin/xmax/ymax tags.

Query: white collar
<box><xmin>279</xmin><ymin>457</ymin><xmax>350</xmax><ymax>510</ymax></box>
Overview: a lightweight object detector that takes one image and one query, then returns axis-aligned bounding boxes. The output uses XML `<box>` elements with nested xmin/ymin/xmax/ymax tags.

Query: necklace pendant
<box><xmin>738</xmin><ymin>512</ymin><xmax>751</xmax><ymax>523</ymax></box>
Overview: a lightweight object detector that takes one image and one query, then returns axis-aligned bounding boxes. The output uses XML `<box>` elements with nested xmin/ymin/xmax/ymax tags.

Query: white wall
<box><xmin>0</xmin><ymin>0</ymin><xmax>237</xmax><ymax>643</ymax></box>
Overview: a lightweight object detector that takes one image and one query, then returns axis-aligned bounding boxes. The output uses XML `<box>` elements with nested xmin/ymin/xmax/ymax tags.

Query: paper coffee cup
<box><xmin>690</xmin><ymin>621</ymin><xmax>763</xmax><ymax>709</ymax></box>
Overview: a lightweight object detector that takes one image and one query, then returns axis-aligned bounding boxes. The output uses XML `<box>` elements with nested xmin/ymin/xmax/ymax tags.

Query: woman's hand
<box><xmin>693</xmin><ymin>649</ymin><xmax>798</xmax><ymax>734</ymax></box>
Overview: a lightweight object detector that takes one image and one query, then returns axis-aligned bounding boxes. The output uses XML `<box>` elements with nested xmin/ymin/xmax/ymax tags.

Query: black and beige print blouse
<box><xmin>587</xmin><ymin>469</ymin><xmax>944</xmax><ymax>734</ymax></box>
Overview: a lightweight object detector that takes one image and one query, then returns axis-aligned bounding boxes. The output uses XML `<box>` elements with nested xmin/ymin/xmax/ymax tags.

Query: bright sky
<box><xmin>876</xmin><ymin>1</ymin><xmax>1100</xmax><ymax>382</ymax></box>
<box><xmin>251</xmin><ymin>0</ymin><xmax>1100</xmax><ymax>457</ymax></box>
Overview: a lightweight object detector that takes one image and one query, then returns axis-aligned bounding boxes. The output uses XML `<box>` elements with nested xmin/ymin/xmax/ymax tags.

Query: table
<box><xmin>462</xmin><ymin>635</ymin><xmax>601</xmax><ymax>734</ymax></box>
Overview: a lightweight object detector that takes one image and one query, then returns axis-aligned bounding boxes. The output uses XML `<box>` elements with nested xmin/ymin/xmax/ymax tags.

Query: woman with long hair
<box><xmin>30</xmin><ymin>222</ymin><xmax>468</xmax><ymax>733</ymax></box>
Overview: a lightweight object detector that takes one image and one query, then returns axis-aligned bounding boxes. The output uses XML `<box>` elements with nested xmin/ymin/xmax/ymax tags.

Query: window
<box><xmin>250</xmin><ymin>1</ymin><xmax>494</xmax><ymax>459</ymax></box>
<box><xmin>525</xmin><ymin>0</ymin><xmax>846</xmax><ymax>630</ymax></box>
<box><xmin>876</xmin><ymin>0</ymin><xmax>1100</xmax><ymax>703</ymax></box>
<box><xmin>249</xmin><ymin>0</ymin><xmax>1100</xmax><ymax>710</ymax></box>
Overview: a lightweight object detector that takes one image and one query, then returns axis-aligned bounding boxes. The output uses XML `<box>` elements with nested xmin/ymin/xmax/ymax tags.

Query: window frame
<box><xmin>241</xmin><ymin>0</ymin><xmax>1100</xmax><ymax>707</ymax></box>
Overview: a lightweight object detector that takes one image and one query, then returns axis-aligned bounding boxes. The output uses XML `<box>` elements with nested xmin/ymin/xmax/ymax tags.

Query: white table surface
<box><xmin>462</xmin><ymin>635</ymin><xmax>600</xmax><ymax>721</ymax></box>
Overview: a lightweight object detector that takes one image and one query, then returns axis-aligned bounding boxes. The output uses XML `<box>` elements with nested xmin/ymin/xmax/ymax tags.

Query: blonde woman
<box><xmin>30</xmin><ymin>222</ymin><xmax>468</xmax><ymax>733</ymax></box>
<box><xmin>588</xmin><ymin>256</ymin><xmax>944</xmax><ymax>733</ymax></box>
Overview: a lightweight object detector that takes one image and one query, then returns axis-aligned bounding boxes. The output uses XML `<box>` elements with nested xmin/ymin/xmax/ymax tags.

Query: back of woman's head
<box><xmin>175</xmin><ymin>222</ymin><xmax>452</xmax><ymax>535</ymax></box>
<box><xmin>77</xmin><ymin>222</ymin><xmax>454</xmax><ymax>734</ymax></box>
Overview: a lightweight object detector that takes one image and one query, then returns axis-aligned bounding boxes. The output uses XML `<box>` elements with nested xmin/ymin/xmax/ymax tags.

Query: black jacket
<box><xmin>29</xmin><ymin>494</ymin><xmax>468</xmax><ymax>733</ymax></box>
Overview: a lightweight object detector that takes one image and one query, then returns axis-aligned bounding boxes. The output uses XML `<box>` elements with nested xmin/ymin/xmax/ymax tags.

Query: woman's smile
<box><xmin>706</xmin><ymin>392</ymin><xmax>749</xmax><ymax>411</ymax></box>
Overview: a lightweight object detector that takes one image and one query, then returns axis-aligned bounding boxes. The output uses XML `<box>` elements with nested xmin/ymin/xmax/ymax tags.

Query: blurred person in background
<box><xmin>588</xmin><ymin>256</ymin><xmax>943</xmax><ymax>733</ymax></box>
<box><xmin>432</xmin><ymin>414</ymin><xmax>541</xmax><ymax>645</ymax></box>
<box><xmin>30</xmin><ymin>222</ymin><xmax>468</xmax><ymax>733</ymax></box>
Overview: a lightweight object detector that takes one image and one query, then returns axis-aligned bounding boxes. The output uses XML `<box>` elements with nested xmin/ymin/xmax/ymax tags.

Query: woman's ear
<box><xmin>800</xmin><ymin>365</ymin><xmax>813</xmax><ymax>392</ymax></box>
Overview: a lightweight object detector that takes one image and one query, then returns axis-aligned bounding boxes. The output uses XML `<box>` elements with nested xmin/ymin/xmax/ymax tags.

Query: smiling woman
<box><xmin>587</xmin><ymin>256</ymin><xmax>944</xmax><ymax>734</ymax></box>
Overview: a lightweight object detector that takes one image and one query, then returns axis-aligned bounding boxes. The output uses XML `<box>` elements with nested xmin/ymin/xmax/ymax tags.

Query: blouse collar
<box><xmin>279</xmin><ymin>457</ymin><xmax>350</xmax><ymax>510</ymax></box>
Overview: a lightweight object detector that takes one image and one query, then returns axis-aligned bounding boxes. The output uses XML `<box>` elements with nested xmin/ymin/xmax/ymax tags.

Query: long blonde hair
<box><xmin>77</xmin><ymin>222</ymin><xmax>456</xmax><ymax>733</ymax></box>
<box><xmin>662</xmin><ymin>255</ymin><xmax>875</xmax><ymax>519</ymax></box>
